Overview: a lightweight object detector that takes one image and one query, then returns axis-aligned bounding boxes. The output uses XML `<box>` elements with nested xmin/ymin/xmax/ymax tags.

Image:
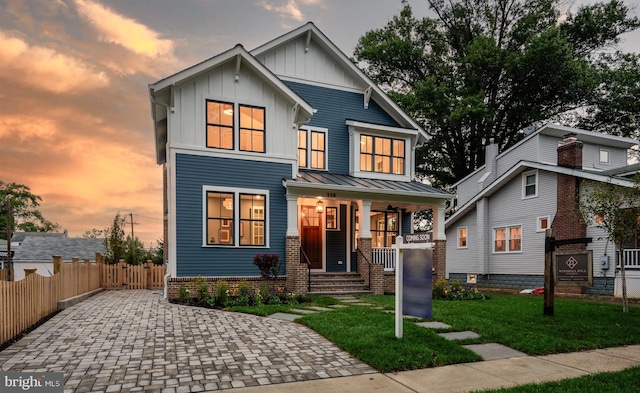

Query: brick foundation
<box><xmin>433</xmin><ymin>240</ymin><xmax>446</xmax><ymax>282</ymax></box>
<box><xmin>285</xmin><ymin>236</ymin><xmax>309</xmax><ymax>295</ymax></box>
<box><xmin>167</xmin><ymin>276</ymin><xmax>286</xmax><ymax>300</ymax></box>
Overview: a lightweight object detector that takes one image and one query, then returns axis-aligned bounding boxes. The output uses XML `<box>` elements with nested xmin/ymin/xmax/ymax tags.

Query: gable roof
<box><xmin>445</xmin><ymin>160</ymin><xmax>637</xmax><ymax>227</ymax></box>
<box><xmin>13</xmin><ymin>237</ymin><xmax>105</xmax><ymax>262</ymax></box>
<box><xmin>250</xmin><ymin>22</ymin><xmax>429</xmax><ymax>144</ymax></box>
<box><xmin>149</xmin><ymin>44</ymin><xmax>314</xmax><ymax>164</ymax></box>
<box><xmin>11</xmin><ymin>231</ymin><xmax>66</xmax><ymax>243</ymax></box>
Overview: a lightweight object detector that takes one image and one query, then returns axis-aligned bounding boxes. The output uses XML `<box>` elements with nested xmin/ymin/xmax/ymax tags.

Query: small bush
<box><xmin>253</xmin><ymin>288</ymin><xmax>264</xmax><ymax>306</ymax></box>
<box><xmin>205</xmin><ymin>294</ymin><xmax>216</xmax><ymax>307</ymax></box>
<box><xmin>253</xmin><ymin>254</ymin><xmax>282</xmax><ymax>279</ymax></box>
<box><xmin>195</xmin><ymin>276</ymin><xmax>210</xmax><ymax>303</ymax></box>
<box><xmin>231</xmin><ymin>295</ymin><xmax>250</xmax><ymax>307</ymax></box>
<box><xmin>433</xmin><ymin>279</ymin><xmax>489</xmax><ymax>301</ymax></box>
<box><xmin>178</xmin><ymin>285</ymin><xmax>191</xmax><ymax>304</ymax></box>
<box><xmin>237</xmin><ymin>281</ymin><xmax>252</xmax><ymax>297</ymax></box>
<box><xmin>215</xmin><ymin>281</ymin><xmax>231</xmax><ymax>307</ymax></box>
<box><xmin>283</xmin><ymin>292</ymin><xmax>298</xmax><ymax>305</ymax></box>
<box><xmin>267</xmin><ymin>295</ymin><xmax>282</xmax><ymax>305</ymax></box>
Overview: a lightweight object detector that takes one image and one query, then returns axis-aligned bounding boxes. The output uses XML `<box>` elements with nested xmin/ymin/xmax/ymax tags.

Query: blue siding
<box><xmin>402</xmin><ymin>211</ymin><xmax>412</xmax><ymax>236</ymax></box>
<box><xmin>175</xmin><ymin>154</ymin><xmax>291</xmax><ymax>277</ymax></box>
<box><xmin>326</xmin><ymin>204</ymin><xmax>347</xmax><ymax>272</ymax></box>
<box><xmin>285</xmin><ymin>81</ymin><xmax>400</xmax><ymax>174</ymax></box>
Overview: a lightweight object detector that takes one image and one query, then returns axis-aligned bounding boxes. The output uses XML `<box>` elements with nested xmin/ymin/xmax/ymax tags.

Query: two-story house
<box><xmin>149</xmin><ymin>23</ymin><xmax>452</xmax><ymax>298</ymax></box>
<box><xmin>445</xmin><ymin>123</ymin><xmax>640</xmax><ymax>297</ymax></box>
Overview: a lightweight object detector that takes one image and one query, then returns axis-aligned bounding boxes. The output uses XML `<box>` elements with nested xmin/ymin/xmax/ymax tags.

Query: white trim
<box><xmin>169</xmin><ymin>151</ymin><xmax>177</xmax><ymax>277</ymax></box>
<box><xmin>171</xmin><ymin>146</ymin><xmax>297</xmax><ymax>167</ymax></box>
<box><xmin>345</xmin><ymin>120</ymin><xmax>419</xmax><ymax>138</ymax></box>
<box><xmin>521</xmin><ymin>169</ymin><xmax>538</xmax><ymax>199</ymax></box>
<box><xmin>457</xmin><ymin>226</ymin><xmax>468</xmax><ymax>249</ymax></box>
<box><xmin>348</xmin><ymin>127</ymin><xmax>413</xmax><ymax>181</ymax></box>
<box><xmin>202</xmin><ymin>186</ymin><xmax>270</xmax><ymax>248</ymax></box>
<box><xmin>537</xmin><ymin>215</ymin><xmax>551</xmax><ymax>232</ymax></box>
<box><xmin>492</xmin><ymin>224</ymin><xmax>523</xmax><ymax>254</ymax></box>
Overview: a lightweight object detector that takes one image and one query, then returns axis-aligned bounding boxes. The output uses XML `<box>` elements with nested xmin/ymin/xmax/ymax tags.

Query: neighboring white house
<box><xmin>445</xmin><ymin>124</ymin><xmax>640</xmax><ymax>297</ymax></box>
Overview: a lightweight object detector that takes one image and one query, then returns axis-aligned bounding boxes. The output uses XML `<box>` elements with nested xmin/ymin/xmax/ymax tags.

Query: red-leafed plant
<box><xmin>253</xmin><ymin>254</ymin><xmax>282</xmax><ymax>280</ymax></box>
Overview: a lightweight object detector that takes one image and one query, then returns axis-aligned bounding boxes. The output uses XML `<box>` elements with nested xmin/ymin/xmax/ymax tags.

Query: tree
<box><xmin>580</xmin><ymin>177</ymin><xmax>640</xmax><ymax>312</ymax></box>
<box><xmin>354</xmin><ymin>0</ymin><xmax>640</xmax><ymax>188</ymax></box>
<box><xmin>0</xmin><ymin>180</ymin><xmax>60</xmax><ymax>239</ymax></box>
<box><xmin>104</xmin><ymin>213</ymin><xmax>126</xmax><ymax>264</ymax></box>
<box><xmin>82</xmin><ymin>228</ymin><xmax>106</xmax><ymax>239</ymax></box>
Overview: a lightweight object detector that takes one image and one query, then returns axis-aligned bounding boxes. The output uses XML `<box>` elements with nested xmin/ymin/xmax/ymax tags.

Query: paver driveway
<box><xmin>0</xmin><ymin>290</ymin><xmax>375</xmax><ymax>392</ymax></box>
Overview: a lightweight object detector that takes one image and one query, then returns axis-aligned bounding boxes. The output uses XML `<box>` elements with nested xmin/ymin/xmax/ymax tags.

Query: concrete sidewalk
<box><xmin>232</xmin><ymin>344</ymin><xmax>640</xmax><ymax>393</ymax></box>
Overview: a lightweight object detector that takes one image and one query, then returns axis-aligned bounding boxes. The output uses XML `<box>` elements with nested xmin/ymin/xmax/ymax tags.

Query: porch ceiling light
<box><xmin>316</xmin><ymin>199</ymin><xmax>324</xmax><ymax>213</ymax></box>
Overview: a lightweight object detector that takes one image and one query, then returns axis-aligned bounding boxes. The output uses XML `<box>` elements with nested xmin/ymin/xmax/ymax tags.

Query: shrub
<box><xmin>215</xmin><ymin>281</ymin><xmax>231</xmax><ymax>307</ymax></box>
<box><xmin>267</xmin><ymin>294</ymin><xmax>282</xmax><ymax>305</ymax></box>
<box><xmin>253</xmin><ymin>288</ymin><xmax>263</xmax><ymax>306</ymax></box>
<box><xmin>178</xmin><ymin>285</ymin><xmax>191</xmax><ymax>304</ymax></box>
<box><xmin>194</xmin><ymin>276</ymin><xmax>210</xmax><ymax>304</ymax></box>
<box><xmin>432</xmin><ymin>279</ymin><xmax>489</xmax><ymax>301</ymax></box>
<box><xmin>253</xmin><ymin>254</ymin><xmax>282</xmax><ymax>280</ymax></box>
<box><xmin>237</xmin><ymin>280</ymin><xmax>252</xmax><ymax>297</ymax></box>
<box><xmin>205</xmin><ymin>294</ymin><xmax>216</xmax><ymax>307</ymax></box>
<box><xmin>283</xmin><ymin>292</ymin><xmax>298</xmax><ymax>305</ymax></box>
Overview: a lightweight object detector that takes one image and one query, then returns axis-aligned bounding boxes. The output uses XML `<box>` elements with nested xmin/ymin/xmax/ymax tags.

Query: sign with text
<box><xmin>402</xmin><ymin>248</ymin><xmax>433</xmax><ymax>320</ymax></box>
<box><xmin>555</xmin><ymin>250</ymin><xmax>593</xmax><ymax>285</ymax></box>
<box><xmin>1</xmin><ymin>372</ymin><xmax>63</xmax><ymax>392</ymax></box>
<box><xmin>403</xmin><ymin>232</ymin><xmax>432</xmax><ymax>244</ymax></box>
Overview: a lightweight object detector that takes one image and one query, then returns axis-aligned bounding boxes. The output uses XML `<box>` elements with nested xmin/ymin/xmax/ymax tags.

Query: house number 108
<box><xmin>326</xmin><ymin>192</ymin><xmax>336</xmax><ymax>197</ymax></box>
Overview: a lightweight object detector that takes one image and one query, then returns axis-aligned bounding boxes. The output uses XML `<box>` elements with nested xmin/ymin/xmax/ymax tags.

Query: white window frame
<box><xmin>537</xmin><ymin>215</ymin><xmax>551</xmax><ymax>232</ymax></box>
<box><xmin>493</xmin><ymin>225</ymin><xmax>522</xmax><ymax>253</ymax></box>
<box><xmin>599</xmin><ymin>149</ymin><xmax>610</xmax><ymax>165</ymax></box>
<box><xmin>522</xmin><ymin>170</ymin><xmax>538</xmax><ymax>199</ymax></box>
<box><xmin>298</xmin><ymin>126</ymin><xmax>328</xmax><ymax>170</ymax></box>
<box><xmin>202</xmin><ymin>185</ymin><xmax>269</xmax><ymax>248</ymax></box>
<box><xmin>457</xmin><ymin>226</ymin><xmax>468</xmax><ymax>249</ymax></box>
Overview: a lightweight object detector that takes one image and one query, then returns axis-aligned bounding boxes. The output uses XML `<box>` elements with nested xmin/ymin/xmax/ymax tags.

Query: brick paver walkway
<box><xmin>0</xmin><ymin>290</ymin><xmax>375</xmax><ymax>392</ymax></box>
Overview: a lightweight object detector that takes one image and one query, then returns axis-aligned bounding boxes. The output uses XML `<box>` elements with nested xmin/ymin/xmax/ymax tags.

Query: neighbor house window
<box><xmin>298</xmin><ymin>127</ymin><xmax>327</xmax><ymax>169</ymax></box>
<box><xmin>206</xmin><ymin>100</ymin><xmax>234</xmax><ymax>150</ymax></box>
<box><xmin>360</xmin><ymin>135</ymin><xmax>405</xmax><ymax>175</ymax></box>
<box><xmin>458</xmin><ymin>227</ymin><xmax>468</xmax><ymax>249</ymax></box>
<box><xmin>537</xmin><ymin>216</ymin><xmax>550</xmax><ymax>232</ymax></box>
<box><xmin>522</xmin><ymin>170</ymin><xmax>537</xmax><ymax>198</ymax></box>
<box><xmin>494</xmin><ymin>225</ymin><xmax>522</xmax><ymax>253</ymax></box>
<box><xmin>370</xmin><ymin>211</ymin><xmax>399</xmax><ymax>247</ymax></box>
<box><xmin>600</xmin><ymin>149</ymin><xmax>610</xmax><ymax>164</ymax></box>
<box><xmin>239</xmin><ymin>105</ymin><xmax>265</xmax><ymax>152</ymax></box>
<box><xmin>205</xmin><ymin>187</ymin><xmax>268</xmax><ymax>247</ymax></box>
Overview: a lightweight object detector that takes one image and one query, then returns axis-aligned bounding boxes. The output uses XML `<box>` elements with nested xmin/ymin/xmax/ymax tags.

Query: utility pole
<box><xmin>5</xmin><ymin>198</ymin><xmax>12</xmax><ymax>281</ymax></box>
<box><xmin>129</xmin><ymin>213</ymin><xmax>135</xmax><ymax>239</ymax></box>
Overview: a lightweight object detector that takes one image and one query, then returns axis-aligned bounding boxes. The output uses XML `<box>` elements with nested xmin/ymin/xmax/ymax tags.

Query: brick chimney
<box><xmin>551</xmin><ymin>135</ymin><xmax>586</xmax><ymax>250</ymax></box>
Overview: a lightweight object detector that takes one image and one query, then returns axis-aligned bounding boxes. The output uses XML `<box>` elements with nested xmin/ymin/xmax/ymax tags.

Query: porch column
<box><xmin>356</xmin><ymin>200</ymin><xmax>379</xmax><ymax>293</ymax></box>
<box><xmin>432</xmin><ymin>202</ymin><xmax>447</xmax><ymax>282</ymax></box>
<box><xmin>358</xmin><ymin>200</ymin><xmax>372</xmax><ymax>238</ymax></box>
<box><xmin>285</xmin><ymin>195</ymin><xmax>307</xmax><ymax>294</ymax></box>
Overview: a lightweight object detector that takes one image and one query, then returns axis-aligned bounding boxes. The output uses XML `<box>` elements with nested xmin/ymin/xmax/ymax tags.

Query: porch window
<box><xmin>494</xmin><ymin>225</ymin><xmax>522</xmax><ymax>253</ymax></box>
<box><xmin>206</xmin><ymin>100</ymin><xmax>234</xmax><ymax>150</ymax></box>
<box><xmin>370</xmin><ymin>211</ymin><xmax>399</xmax><ymax>247</ymax></box>
<box><xmin>204</xmin><ymin>187</ymin><xmax>268</xmax><ymax>247</ymax></box>
<box><xmin>298</xmin><ymin>127</ymin><xmax>327</xmax><ymax>169</ymax></box>
<box><xmin>360</xmin><ymin>135</ymin><xmax>405</xmax><ymax>175</ymax></box>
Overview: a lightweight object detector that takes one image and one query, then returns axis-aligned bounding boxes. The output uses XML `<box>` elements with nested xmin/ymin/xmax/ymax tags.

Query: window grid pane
<box><xmin>360</xmin><ymin>134</ymin><xmax>405</xmax><ymax>174</ymax></box>
<box><xmin>459</xmin><ymin>228</ymin><xmax>467</xmax><ymax>247</ymax></box>
<box><xmin>310</xmin><ymin>131</ymin><xmax>326</xmax><ymax>169</ymax></box>
<box><xmin>298</xmin><ymin>130</ymin><xmax>307</xmax><ymax>167</ymax></box>
<box><xmin>239</xmin><ymin>105</ymin><xmax>265</xmax><ymax>153</ymax></box>
<box><xmin>494</xmin><ymin>228</ymin><xmax>506</xmax><ymax>252</ymax></box>
<box><xmin>240</xmin><ymin>194</ymin><xmax>266</xmax><ymax>246</ymax></box>
<box><xmin>207</xmin><ymin>192</ymin><xmax>234</xmax><ymax>245</ymax></box>
<box><xmin>206</xmin><ymin>100</ymin><xmax>234</xmax><ymax>150</ymax></box>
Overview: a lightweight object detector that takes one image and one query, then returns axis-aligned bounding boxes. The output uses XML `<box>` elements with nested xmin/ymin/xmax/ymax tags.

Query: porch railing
<box><xmin>372</xmin><ymin>247</ymin><xmax>396</xmax><ymax>271</ymax></box>
<box><xmin>618</xmin><ymin>249</ymin><xmax>640</xmax><ymax>269</ymax></box>
<box><xmin>300</xmin><ymin>246</ymin><xmax>311</xmax><ymax>293</ymax></box>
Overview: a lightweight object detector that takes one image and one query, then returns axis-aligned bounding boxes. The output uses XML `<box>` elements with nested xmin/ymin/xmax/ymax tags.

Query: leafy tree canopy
<box><xmin>354</xmin><ymin>0</ymin><xmax>640</xmax><ymax>187</ymax></box>
<box><xmin>0</xmin><ymin>180</ymin><xmax>60</xmax><ymax>240</ymax></box>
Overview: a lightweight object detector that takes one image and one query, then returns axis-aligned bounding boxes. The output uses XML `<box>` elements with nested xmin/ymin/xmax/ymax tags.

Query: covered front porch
<box><xmin>282</xmin><ymin>172</ymin><xmax>451</xmax><ymax>294</ymax></box>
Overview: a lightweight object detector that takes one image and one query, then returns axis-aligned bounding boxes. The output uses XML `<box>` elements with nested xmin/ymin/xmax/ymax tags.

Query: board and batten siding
<box><xmin>446</xmin><ymin>207</ymin><xmax>478</xmax><ymax>276</ymax></box>
<box><xmin>485</xmin><ymin>169</ymin><xmax>557</xmax><ymax>275</ymax></box>
<box><xmin>174</xmin><ymin>154</ymin><xmax>291</xmax><ymax>277</ymax></box>
<box><xmin>285</xmin><ymin>81</ymin><xmax>400</xmax><ymax>175</ymax></box>
<box><xmin>255</xmin><ymin>35</ymin><xmax>365</xmax><ymax>91</ymax></box>
<box><xmin>168</xmin><ymin>60</ymin><xmax>298</xmax><ymax>159</ymax></box>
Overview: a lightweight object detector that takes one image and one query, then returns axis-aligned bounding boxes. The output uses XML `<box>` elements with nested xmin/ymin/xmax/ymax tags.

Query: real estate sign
<box><xmin>555</xmin><ymin>250</ymin><xmax>593</xmax><ymax>285</ymax></box>
<box><xmin>402</xmin><ymin>248</ymin><xmax>433</xmax><ymax>319</ymax></box>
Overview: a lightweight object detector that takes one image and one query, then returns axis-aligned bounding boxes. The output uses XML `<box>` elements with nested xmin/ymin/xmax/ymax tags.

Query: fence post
<box><xmin>146</xmin><ymin>260</ymin><xmax>153</xmax><ymax>289</ymax></box>
<box><xmin>119</xmin><ymin>259</ymin><xmax>125</xmax><ymax>288</ymax></box>
<box><xmin>24</xmin><ymin>268</ymin><xmax>37</xmax><ymax>277</ymax></box>
<box><xmin>53</xmin><ymin>255</ymin><xmax>62</xmax><ymax>274</ymax></box>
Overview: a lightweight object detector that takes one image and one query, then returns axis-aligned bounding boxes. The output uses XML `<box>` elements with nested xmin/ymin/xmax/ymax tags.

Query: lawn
<box><xmin>476</xmin><ymin>366</ymin><xmax>640</xmax><ymax>393</ymax></box>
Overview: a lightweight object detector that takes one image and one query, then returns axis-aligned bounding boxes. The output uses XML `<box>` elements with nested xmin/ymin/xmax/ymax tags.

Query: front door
<box><xmin>301</xmin><ymin>205</ymin><xmax>322</xmax><ymax>269</ymax></box>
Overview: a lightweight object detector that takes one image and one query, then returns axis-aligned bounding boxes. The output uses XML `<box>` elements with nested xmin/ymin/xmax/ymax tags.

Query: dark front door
<box><xmin>301</xmin><ymin>205</ymin><xmax>322</xmax><ymax>269</ymax></box>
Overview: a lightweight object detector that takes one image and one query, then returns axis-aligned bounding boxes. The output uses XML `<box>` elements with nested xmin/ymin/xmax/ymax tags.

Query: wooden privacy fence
<box><xmin>0</xmin><ymin>257</ymin><xmax>166</xmax><ymax>347</ymax></box>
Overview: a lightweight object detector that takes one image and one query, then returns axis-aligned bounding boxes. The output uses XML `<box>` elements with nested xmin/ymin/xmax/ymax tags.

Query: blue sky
<box><xmin>0</xmin><ymin>0</ymin><xmax>638</xmax><ymax>245</ymax></box>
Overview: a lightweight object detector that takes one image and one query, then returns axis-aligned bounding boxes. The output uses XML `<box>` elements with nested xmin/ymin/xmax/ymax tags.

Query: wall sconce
<box><xmin>316</xmin><ymin>199</ymin><xmax>324</xmax><ymax>213</ymax></box>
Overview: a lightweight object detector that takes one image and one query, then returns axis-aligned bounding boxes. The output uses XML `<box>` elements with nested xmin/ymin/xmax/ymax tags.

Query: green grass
<box><xmin>476</xmin><ymin>366</ymin><xmax>640</xmax><ymax>393</ymax></box>
<box><xmin>297</xmin><ymin>306</ymin><xmax>482</xmax><ymax>372</ymax></box>
<box><xmin>226</xmin><ymin>294</ymin><xmax>338</xmax><ymax>316</ymax></box>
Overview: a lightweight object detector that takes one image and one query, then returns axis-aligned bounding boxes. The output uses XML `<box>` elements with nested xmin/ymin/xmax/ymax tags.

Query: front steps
<box><xmin>308</xmin><ymin>272</ymin><xmax>372</xmax><ymax>295</ymax></box>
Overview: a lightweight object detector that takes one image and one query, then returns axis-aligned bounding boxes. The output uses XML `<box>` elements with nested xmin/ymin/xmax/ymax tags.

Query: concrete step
<box><xmin>308</xmin><ymin>290</ymin><xmax>373</xmax><ymax>296</ymax></box>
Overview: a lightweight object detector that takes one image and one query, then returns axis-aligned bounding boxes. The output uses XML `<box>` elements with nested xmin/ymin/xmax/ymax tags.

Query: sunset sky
<box><xmin>1</xmin><ymin>0</ymin><xmax>639</xmax><ymax>247</ymax></box>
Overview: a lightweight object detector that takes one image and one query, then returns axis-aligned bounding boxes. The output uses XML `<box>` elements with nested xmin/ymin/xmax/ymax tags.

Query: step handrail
<box><xmin>356</xmin><ymin>247</ymin><xmax>372</xmax><ymax>291</ymax></box>
<box><xmin>300</xmin><ymin>246</ymin><xmax>311</xmax><ymax>293</ymax></box>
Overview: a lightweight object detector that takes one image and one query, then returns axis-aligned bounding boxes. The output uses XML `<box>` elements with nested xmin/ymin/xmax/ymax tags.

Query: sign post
<box><xmin>394</xmin><ymin>235</ymin><xmax>434</xmax><ymax>338</ymax></box>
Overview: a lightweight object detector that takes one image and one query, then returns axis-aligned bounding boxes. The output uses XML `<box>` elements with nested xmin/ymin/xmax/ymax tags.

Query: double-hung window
<box><xmin>298</xmin><ymin>127</ymin><xmax>327</xmax><ymax>169</ymax></box>
<box><xmin>206</xmin><ymin>100</ymin><xmax>265</xmax><ymax>153</ymax></box>
<box><xmin>360</xmin><ymin>135</ymin><xmax>405</xmax><ymax>175</ymax></box>
<box><xmin>494</xmin><ymin>225</ymin><xmax>522</xmax><ymax>253</ymax></box>
<box><xmin>522</xmin><ymin>170</ymin><xmax>537</xmax><ymax>198</ymax></box>
<box><xmin>205</xmin><ymin>187</ymin><xmax>267</xmax><ymax>247</ymax></box>
<box><xmin>458</xmin><ymin>227</ymin><xmax>468</xmax><ymax>248</ymax></box>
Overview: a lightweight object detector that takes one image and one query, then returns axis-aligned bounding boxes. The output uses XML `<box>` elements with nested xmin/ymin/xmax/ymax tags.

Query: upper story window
<box><xmin>360</xmin><ymin>135</ymin><xmax>405</xmax><ymax>175</ymax></box>
<box><xmin>206</xmin><ymin>100</ymin><xmax>234</xmax><ymax>150</ymax></box>
<box><xmin>537</xmin><ymin>216</ymin><xmax>550</xmax><ymax>232</ymax></box>
<box><xmin>206</xmin><ymin>100</ymin><xmax>265</xmax><ymax>153</ymax></box>
<box><xmin>457</xmin><ymin>227</ymin><xmax>468</xmax><ymax>249</ymax></box>
<box><xmin>522</xmin><ymin>170</ymin><xmax>538</xmax><ymax>199</ymax></box>
<box><xmin>599</xmin><ymin>149</ymin><xmax>610</xmax><ymax>164</ymax></box>
<box><xmin>298</xmin><ymin>127</ymin><xmax>327</xmax><ymax>169</ymax></box>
